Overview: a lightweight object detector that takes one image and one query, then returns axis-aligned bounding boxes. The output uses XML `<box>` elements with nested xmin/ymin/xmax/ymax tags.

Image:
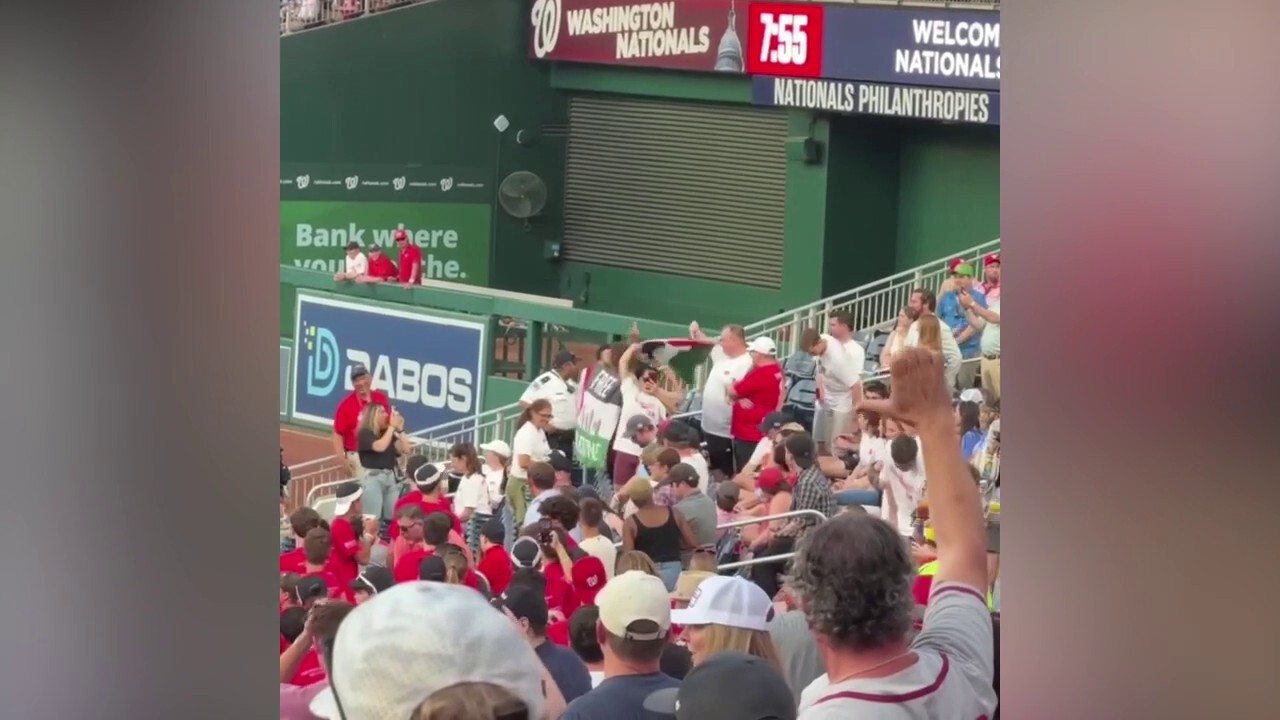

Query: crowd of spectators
<box><xmin>280</xmin><ymin>254</ymin><xmax>1003</xmax><ymax>719</ymax></box>
<box><xmin>281</xmin><ymin>0</ymin><xmax>421</xmax><ymax>35</ymax></box>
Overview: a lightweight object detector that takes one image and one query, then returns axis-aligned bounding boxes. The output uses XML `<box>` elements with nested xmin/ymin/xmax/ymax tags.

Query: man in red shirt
<box><xmin>728</xmin><ymin>336</ymin><xmax>784</xmax><ymax>471</ymax></box>
<box><xmin>392</xmin><ymin>506</ymin><xmax>454</xmax><ymax>583</ymax></box>
<box><xmin>538</xmin><ymin>495</ymin><xmax>608</xmax><ymax>605</ymax></box>
<box><xmin>327</xmin><ymin>481</ymin><xmax>379</xmax><ymax>585</ymax></box>
<box><xmin>391</xmin><ymin>458</ymin><xmax>463</xmax><ymax>540</ymax></box>
<box><xmin>330</xmin><ymin>363</ymin><xmax>391</xmax><ymax>479</ymax></box>
<box><xmin>393</xmin><ymin>228</ymin><xmax>422</xmax><ymax>286</ymax></box>
<box><xmin>359</xmin><ymin>245</ymin><xmax>398</xmax><ymax>283</ymax></box>
<box><xmin>511</xmin><ymin>536</ymin><xmax>580</xmax><ymax>622</ymax></box>
<box><xmin>476</xmin><ymin>518</ymin><xmax>514</xmax><ymax>596</ymax></box>
<box><xmin>299</xmin><ymin>528</ymin><xmax>348</xmax><ymax>601</ymax></box>
<box><xmin>280</xmin><ymin>506</ymin><xmax>323</xmax><ymax>575</ymax></box>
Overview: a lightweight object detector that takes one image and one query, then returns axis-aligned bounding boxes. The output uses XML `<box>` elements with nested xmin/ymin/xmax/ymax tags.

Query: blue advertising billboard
<box><xmin>750</xmin><ymin>75</ymin><xmax>999</xmax><ymax>125</ymax></box>
<box><xmin>290</xmin><ymin>292</ymin><xmax>487</xmax><ymax>435</ymax></box>
<box><xmin>820</xmin><ymin>6</ymin><xmax>1000</xmax><ymax>91</ymax></box>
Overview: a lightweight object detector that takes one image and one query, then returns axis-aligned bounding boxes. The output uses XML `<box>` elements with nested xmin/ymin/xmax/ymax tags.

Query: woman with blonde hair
<box><xmin>620</xmin><ymin>474</ymin><xmax>698</xmax><ymax>591</ymax></box>
<box><xmin>614</xmin><ymin>549</ymin><xmax>660</xmax><ymax>577</ymax></box>
<box><xmin>671</xmin><ymin>575</ymin><xmax>784</xmax><ymax>674</ymax></box>
<box><xmin>356</xmin><ymin>403</ymin><xmax>412</xmax><ymax>526</ymax></box>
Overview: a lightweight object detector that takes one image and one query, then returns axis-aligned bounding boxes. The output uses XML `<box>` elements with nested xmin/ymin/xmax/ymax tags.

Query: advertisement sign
<box><xmin>281</xmin><ymin>163</ymin><xmax>491</xmax><ymax>284</ymax></box>
<box><xmin>291</xmin><ymin>292</ymin><xmax>487</xmax><ymax>435</ymax></box>
<box><xmin>281</xmin><ymin>201</ymin><xmax>491</xmax><ymax>283</ymax></box>
<box><xmin>530</xmin><ymin>0</ymin><xmax>752</xmax><ymax>73</ymax></box>
<box><xmin>751</xmin><ymin>75</ymin><xmax>999</xmax><ymax>125</ymax></box>
<box><xmin>574</xmin><ymin>364</ymin><xmax>623</xmax><ymax>470</ymax></box>
<box><xmin>280</xmin><ymin>342</ymin><xmax>292</xmax><ymax>418</ymax></box>
<box><xmin>745</xmin><ymin>3</ymin><xmax>1000</xmax><ymax>92</ymax></box>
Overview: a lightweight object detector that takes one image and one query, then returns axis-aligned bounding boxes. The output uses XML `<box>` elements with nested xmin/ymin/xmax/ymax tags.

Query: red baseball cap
<box><xmin>947</xmin><ymin>257</ymin><xmax>966</xmax><ymax>274</ymax></box>
<box><xmin>756</xmin><ymin>466</ymin><xmax>789</xmax><ymax>495</ymax></box>
<box><xmin>393</xmin><ymin>229</ymin><xmax>409</xmax><ymax>242</ymax></box>
<box><xmin>984</xmin><ymin>253</ymin><xmax>1000</xmax><ymax>266</ymax></box>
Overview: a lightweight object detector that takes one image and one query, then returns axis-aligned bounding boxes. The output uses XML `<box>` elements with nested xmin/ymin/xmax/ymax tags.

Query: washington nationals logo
<box><xmin>530</xmin><ymin>0</ymin><xmax>562</xmax><ymax>59</ymax></box>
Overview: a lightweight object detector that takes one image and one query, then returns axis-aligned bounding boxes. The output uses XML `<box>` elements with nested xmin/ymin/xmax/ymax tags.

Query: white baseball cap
<box><xmin>331</xmin><ymin>482</ymin><xmax>363</xmax><ymax>516</ymax></box>
<box><xmin>958</xmin><ymin>388</ymin><xmax>984</xmax><ymax>405</ymax></box>
<box><xmin>669</xmin><ymin>575</ymin><xmax>774</xmax><ymax>632</ymax></box>
<box><xmin>479</xmin><ymin>439</ymin><xmax>512</xmax><ymax>458</ymax></box>
<box><xmin>596</xmin><ymin>570</ymin><xmax>671</xmax><ymax>641</ymax></box>
<box><xmin>746</xmin><ymin>336</ymin><xmax>777</xmax><ymax>356</ymax></box>
<box><xmin>309</xmin><ymin>582</ymin><xmax>545</xmax><ymax>720</ymax></box>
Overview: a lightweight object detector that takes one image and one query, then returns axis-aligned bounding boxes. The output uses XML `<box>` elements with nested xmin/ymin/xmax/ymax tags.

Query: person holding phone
<box><xmin>355</xmin><ymin>402</ymin><xmax>411</xmax><ymax>527</ymax></box>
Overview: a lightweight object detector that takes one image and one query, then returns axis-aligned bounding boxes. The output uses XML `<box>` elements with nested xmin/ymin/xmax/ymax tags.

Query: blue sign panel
<box><xmin>750</xmin><ymin>75</ymin><xmax>999</xmax><ymax>125</ymax></box>
<box><xmin>291</xmin><ymin>293</ymin><xmax>486</xmax><ymax>435</ymax></box>
<box><xmin>820</xmin><ymin>7</ymin><xmax>1000</xmax><ymax>91</ymax></box>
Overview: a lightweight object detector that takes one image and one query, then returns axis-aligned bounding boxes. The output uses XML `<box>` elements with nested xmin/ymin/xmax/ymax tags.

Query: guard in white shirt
<box><xmin>519</xmin><ymin>349</ymin><xmax>580</xmax><ymax>470</ymax></box>
<box><xmin>334</xmin><ymin>241</ymin><xmax>368</xmax><ymax>282</ymax></box>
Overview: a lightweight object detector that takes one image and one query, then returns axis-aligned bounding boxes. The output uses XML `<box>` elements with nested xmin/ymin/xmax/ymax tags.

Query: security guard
<box><xmin>519</xmin><ymin>349</ymin><xmax>580</xmax><ymax>463</ymax></box>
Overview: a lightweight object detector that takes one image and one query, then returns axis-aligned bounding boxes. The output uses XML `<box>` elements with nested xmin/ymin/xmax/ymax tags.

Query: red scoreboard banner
<box><xmin>744</xmin><ymin>2</ymin><xmax>825</xmax><ymax>78</ymax></box>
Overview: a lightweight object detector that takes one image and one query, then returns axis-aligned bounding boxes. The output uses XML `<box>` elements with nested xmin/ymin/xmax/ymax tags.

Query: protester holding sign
<box><xmin>610</xmin><ymin>343</ymin><xmax>672</xmax><ymax>488</ymax></box>
<box><xmin>689</xmin><ymin>321</ymin><xmax>753</xmax><ymax>480</ymax></box>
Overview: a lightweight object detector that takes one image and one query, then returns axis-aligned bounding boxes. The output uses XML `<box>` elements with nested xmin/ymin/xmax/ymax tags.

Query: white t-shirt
<box><xmin>481</xmin><ymin>466</ymin><xmax>506</xmax><ymax>510</ymax></box>
<box><xmin>748</xmin><ymin>437</ymin><xmax>774</xmax><ymax>467</ymax></box>
<box><xmin>905</xmin><ymin>317</ymin><xmax>963</xmax><ymax>372</ymax></box>
<box><xmin>510</xmin><ymin>422</ymin><xmax>550</xmax><ymax>480</ymax></box>
<box><xmin>588</xmin><ymin>671</ymin><xmax>605</xmax><ymax>688</ymax></box>
<box><xmin>451</xmin><ymin>472</ymin><xmax>490</xmax><ymax>517</ymax></box>
<box><xmin>611</xmin><ymin>376</ymin><xmax>668</xmax><ymax>457</ymax></box>
<box><xmin>519</xmin><ymin>371</ymin><xmax>578</xmax><ymax>431</ymax></box>
<box><xmin>523</xmin><ymin>489</ymin><xmax>560</xmax><ymax>528</ymax></box>
<box><xmin>700</xmin><ymin>345</ymin><xmax>753</xmax><ymax>438</ymax></box>
<box><xmin>797</xmin><ymin>582</ymin><xmax>997</xmax><ymax>719</ymax></box>
<box><xmin>678</xmin><ymin>451</ymin><xmax>712</xmax><ymax>494</ymax></box>
<box><xmin>344</xmin><ymin>252</ymin><xmax>368</xmax><ymax>276</ymax></box>
<box><xmin>879</xmin><ymin>460</ymin><xmax>926</xmax><ymax>536</ymax></box>
<box><xmin>578</xmin><ymin>535</ymin><xmax>618</xmax><ymax>580</ymax></box>
<box><xmin>816</xmin><ymin>335</ymin><xmax>864</xmax><ymax>412</ymax></box>
<box><xmin>979</xmin><ymin>296</ymin><xmax>1000</xmax><ymax>357</ymax></box>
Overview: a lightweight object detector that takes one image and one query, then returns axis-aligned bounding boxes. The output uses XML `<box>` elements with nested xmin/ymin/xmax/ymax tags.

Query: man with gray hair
<box><xmin>690</xmin><ymin>320</ymin><xmax>753</xmax><ymax>478</ymax></box>
<box><xmin>789</xmin><ymin>348</ymin><xmax>996</xmax><ymax>719</ymax></box>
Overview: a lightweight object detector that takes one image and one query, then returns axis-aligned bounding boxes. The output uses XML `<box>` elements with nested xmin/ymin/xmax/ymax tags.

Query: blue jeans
<box><xmin>835</xmin><ymin>488</ymin><xmax>882</xmax><ymax>507</ymax></box>
<box><xmin>655</xmin><ymin>561</ymin><xmax>682</xmax><ymax>592</ymax></box>
<box><xmin>361</xmin><ymin>469</ymin><xmax>399</xmax><ymax>522</ymax></box>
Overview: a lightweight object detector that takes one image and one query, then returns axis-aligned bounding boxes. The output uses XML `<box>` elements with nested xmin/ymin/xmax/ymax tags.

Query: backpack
<box><xmin>782</xmin><ymin>351</ymin><xmax>818</xmax><ymax>412</ymax></box>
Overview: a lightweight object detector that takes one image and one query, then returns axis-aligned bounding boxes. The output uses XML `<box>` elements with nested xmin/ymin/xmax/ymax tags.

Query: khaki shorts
<box><xmin>814</xmin><ymin>407</ymin><xmax>854</xmax><ymax>448</ymax></box>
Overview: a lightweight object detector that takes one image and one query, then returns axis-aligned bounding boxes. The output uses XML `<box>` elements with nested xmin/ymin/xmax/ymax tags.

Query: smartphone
<box><xmin>538</xmin><ymin>517</ymin><xmax>553</xmax><ymax>545</ymax></box>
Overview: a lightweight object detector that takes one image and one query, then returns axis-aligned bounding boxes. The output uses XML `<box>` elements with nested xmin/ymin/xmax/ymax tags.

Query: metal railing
<box><xmin>280</xmin><ymin>0</ymin><xmax>420</xmax><ymax>36</ymax></box>
<box><xmin>405</xmin><ymin>402</ymin><xmax>525</xmax><ymax>462</ymax></box>
<box><xmin>741</xmin><ymin>239</ymin><xmax>1000</xmax><ymax>361</ymax></box>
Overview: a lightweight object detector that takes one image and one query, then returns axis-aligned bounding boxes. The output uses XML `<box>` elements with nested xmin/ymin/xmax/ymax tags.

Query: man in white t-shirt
<box><xmin>520</xmin><ymin>349</ymin><xmax>581</xmax><ymax>466</ymax></box>
<box><xmin>963</xmin><ymin>290</ymin><xmax>1001</xmax><ymax>409</ymax></box>
<box><xmin>899</xmin><ymin>288</ymin><xmax>963</xmax><ymax>390</ymax></box>
<box><xmin>876</xmin><ymin>436</ymin><xmax>927</xmax><ymax>539</ymax></box>
<box><xmin>800</xmin><ymin>325</ymin><xmax>863</xmax><ymax>454</ymax></box>
<box><xmin>334</xmin><ymin>241</ymin><xmax>368</xmax><ymax>282</ymax></box>
<box><xmin>610</xmin><ymin>344</ymin><xmax>669</xmax><ymax>487</ymax></box>
<box><xmin>792</xmin><ymin>348</ymin><xmax>996</xmax><ymax>720</ymax></box>
<box><xmin>689</xmin><ymin>321</ymin><xmax>753</xmax><ymax>479</ymax></box>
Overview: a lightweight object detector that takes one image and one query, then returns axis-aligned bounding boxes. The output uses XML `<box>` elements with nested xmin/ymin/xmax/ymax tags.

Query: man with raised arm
<box><xmin>791</xmin><ymin>348</ymin><xmax>996</xmax><ymax>719</ymax></box>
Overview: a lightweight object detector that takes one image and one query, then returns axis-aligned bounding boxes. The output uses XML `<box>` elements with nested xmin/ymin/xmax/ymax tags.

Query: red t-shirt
<box><xmin>545</xmin><ymin>553</ymin><xmax>608</xmax><ymax>606</ymax></box>
<box><xmin>731</xmin><ymin>362</ymin><xmax>784</xmax><ymax>442</ymax></box>
<box><xmin>541</xmin><ymin>564</ymin><xmax>580</xmax><ymax>620</ymax></box>
<box><xmin>279</xmin><ymin>548</ymin><xmax>306</xmax><ymax>575</ymax></box>
<box><xmin>393</xmin><ymin>548</ymin><xmax>434</xmax><ymax>584</ymax></box>
<box><xmin>366</xmin><ymin>253</ymin><xmax>398</xmax><ymax>280</ymax></box>
<box><xmin>546</xmin><ymin>620</ymin><xmax>570</xmax><ymax>647</ymax></box>
<box><xmin>477</xmin><ymin>545</ymin><xmax>514</xmax><ymax>596</ymax></box>
<box><xmin>288</xmin><ymin>649</ymin><xmax>327</xmax><ymax>687</ymax></box>
<box><xmin>332</xmin><ymin>391</ymin><xmax>391</xmax><ymax>453</ymax></box>
<box><xmin>397</xmin><ymin>242</ymin><xmax>423</xmax><ymax>284</ymax></box>
<box><xmin>328</xmin><ymin>516</ymin><xmax>362</xmax><ymax>584</ymax></box>
<box><xmin>390</xmin><ymin>492</ymin><xmax>463</xmax><ymax>540</ymax></box>
<box><xmin>304</xmin><ymin>568</ymin><xmax>354</xmax><ymax>603</ymax></box>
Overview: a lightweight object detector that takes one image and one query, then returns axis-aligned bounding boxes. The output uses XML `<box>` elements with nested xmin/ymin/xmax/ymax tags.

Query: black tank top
<box><xmin>633</xmin><ymin>507</ymin><xmax>683</xmax><ymax>563</ymax></box>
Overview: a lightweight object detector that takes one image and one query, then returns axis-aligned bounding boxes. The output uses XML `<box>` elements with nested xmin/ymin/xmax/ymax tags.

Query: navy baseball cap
<box><xmin>757</xmin><ymin>411</ymin><xmax>794</xmax><ymax>434</ymax></box>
